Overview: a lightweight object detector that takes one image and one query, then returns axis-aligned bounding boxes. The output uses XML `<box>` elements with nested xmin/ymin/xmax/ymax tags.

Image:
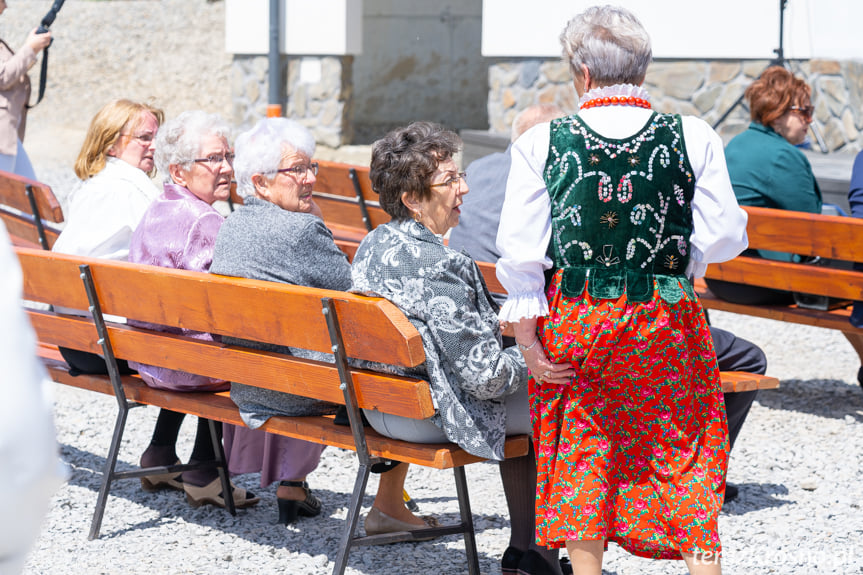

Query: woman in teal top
<box><xmin>706</xmin><ymin>66</ymin><xmax>821</xmax><ymax>304</ymax></box>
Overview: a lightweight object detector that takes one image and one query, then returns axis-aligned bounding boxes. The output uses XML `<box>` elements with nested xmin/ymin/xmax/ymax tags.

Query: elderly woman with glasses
<box><xmin>210</xmin><ymin>117</ymin><xmax>433</xmax><ymax>531</ymax></box>
<box><xmin>127</xmin><ymin>110</ymin><xmax>259</xmax><ymax>510</ymax></box>
<box><xmin>495</xmin><ymin>6</ymin><xmax>749</xmax><ymax>574</ymax></box>
<box><xmin>350</xmin><ymin>121</ymin><xmax>564</xmax><ymax>574</ymax></box>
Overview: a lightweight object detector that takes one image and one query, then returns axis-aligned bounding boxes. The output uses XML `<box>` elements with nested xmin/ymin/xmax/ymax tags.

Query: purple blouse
<box><xmin>127</xmin><ymin>183</ymin><xmax>228</xmax><ymax>392</ymax></box>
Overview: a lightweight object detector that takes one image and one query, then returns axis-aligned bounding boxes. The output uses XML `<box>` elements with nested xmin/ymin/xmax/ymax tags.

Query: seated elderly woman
<box><xmin>210</xmin><ymin>117</ymin><xmax>431</xmax><ymax>530</ymax></box>
<box><xmin>52</xmin><ymin>98</ymin><xmax>163</xmax><ymax>375</ymax></box>
<box><xmin>127</xmin><ymin>110</ymin><xmax>258</xmax><ymax>509</ymax></box>
<box><xmin>351</xmin><ymin>122</ymin><xmax>562</xmax><ymax>575</ymax></box>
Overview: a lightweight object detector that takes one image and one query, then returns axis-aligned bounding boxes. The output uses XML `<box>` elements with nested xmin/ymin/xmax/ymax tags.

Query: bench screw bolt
<box><xmin>331</xmin><ymin>345</ymin><xmax>338</xmax><ymax>353</ymax></box>
<box><xmin>340</xmin><ymin>383</ymin><xmax>347</xmax><ymax>390</ymax></box>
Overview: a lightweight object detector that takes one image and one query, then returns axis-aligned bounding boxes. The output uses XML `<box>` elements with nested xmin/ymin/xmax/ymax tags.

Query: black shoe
<box><xmin>517</xmin><ymin>550</ymin><xmax>561</xmax><ymax>575</ymax></box>
<box><xmin>559</xmin><ymin>556</ymin><xmax>573</xmax><ymax>575</ymax></box>
<box><xmin>277</xmin><ymin>480</ymin><xmax>321</xmax><ymax>525</ymax></box>
<box><xmin>857</xmin><ymin>366</ymin><xmax>863</xmax><ymax>388</ymax></box>
<box><xmin>501</xmin><ymin>546</ymin><xmax>524</xmax><ymax>575</ymax></box>
<box><xmin>724</xmin><ymin>483</ymin><xmax>739</xmax><ymax>504</ymax></box>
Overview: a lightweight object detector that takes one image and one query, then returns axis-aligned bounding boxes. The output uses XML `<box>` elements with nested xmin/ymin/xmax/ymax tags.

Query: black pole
<box><xmin>267</xmin><ymin>0</ymin><xmax>282</xmax><ymax>117</ymax></box>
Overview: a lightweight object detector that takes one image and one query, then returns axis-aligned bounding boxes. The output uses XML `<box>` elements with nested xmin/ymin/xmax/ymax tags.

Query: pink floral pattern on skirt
<box><xmin>532</xmin><ymin>270</ymin><xmax>729</xmax><ymax>560</ymax></box>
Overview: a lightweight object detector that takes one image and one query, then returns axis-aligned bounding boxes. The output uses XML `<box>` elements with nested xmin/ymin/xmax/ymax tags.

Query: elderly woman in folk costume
<box><xmin>495</xmin><ymin>6</ymin><xmax>748</xmax><ymax>574</ymax></box>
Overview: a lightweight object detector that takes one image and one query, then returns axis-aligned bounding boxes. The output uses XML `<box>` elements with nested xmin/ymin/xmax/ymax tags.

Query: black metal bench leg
<box><xmin>208</xmin><ymin>419</ymin><xmax>236</xmax><ymax>516</ymax></box>
<box><xmin>454</xmin><ymin>465</ymin><xmax>480</xmax><ymax>575</ymax></box>
<box><xmin>88</xmin><ymin>405</ymin><xmax>130</xmax><ymax>540</ymax></box>
<box><xmin>332</xmin><ymin>462</ymin><xmax>371</xmax><ymax>575</ymax></box>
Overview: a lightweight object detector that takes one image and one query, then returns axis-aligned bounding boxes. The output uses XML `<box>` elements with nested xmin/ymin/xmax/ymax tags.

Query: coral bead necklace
<box><xmin>580</xmin><ymin>95</ymin><xmax>651</xmax><ymax>110</ymax></box>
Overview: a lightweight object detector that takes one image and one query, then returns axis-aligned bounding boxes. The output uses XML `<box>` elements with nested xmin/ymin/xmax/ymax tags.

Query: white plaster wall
<box><xmin>225</xmin><ymin>0</ymin><xmax>362</xmax><ymax>55</ymax></box>
<box><xmin>351</xmin><ymin>0</ymin><xmax>487</xmax><ymax>143</ymax></box>
<box><xmin>481</xmin><ymin>0</ymin><xmax>863</xmax><ymax>60</ymax></box>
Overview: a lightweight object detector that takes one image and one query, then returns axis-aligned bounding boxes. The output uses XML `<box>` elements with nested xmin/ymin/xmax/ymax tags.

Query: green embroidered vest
<box><xmin>544</xmin><ymin>112</ymin><xmax>696</xmax><ymax>304</ymax></box>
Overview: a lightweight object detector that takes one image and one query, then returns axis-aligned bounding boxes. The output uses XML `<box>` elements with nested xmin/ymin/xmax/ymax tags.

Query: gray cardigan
<box><xmin>210</xmin><ymin>196</ymin><xmax>351</xmax><ymax>427</ymax></box>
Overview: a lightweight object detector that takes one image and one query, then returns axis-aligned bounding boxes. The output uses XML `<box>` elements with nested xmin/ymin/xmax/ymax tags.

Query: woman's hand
<box><xmin>520</xmin><ymin>339</ymin><xmax>575</xmax><ymax>385</ymax></box>
<box><xmin>26</xmin><ymin>28</ymin><xmax>52</xmax><ymax>54</ymax></box>
<box><xmin>513</xmin><ymin>317</ymin><xmax>575</xmax><ymax>386</ymax></box>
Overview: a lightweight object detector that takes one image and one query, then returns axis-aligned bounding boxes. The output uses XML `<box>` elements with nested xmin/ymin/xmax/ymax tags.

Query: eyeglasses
<box><xmin>122</xmin><ymin>132</ymin><xmax>156</xmax><ymax>145</ymax></box>
<box><xmin>275</xmin><ymin>162</ymin><xmax>319</xmax><ymax>178</ymax></box>
<box><xmin>789</xmin><ymin>105</ymin><xmax>814</xmax><ymax>120</ymax></box>
<box><xmin>429</xmin><ymin>172</ymin><xmax>466</xmax><ymax>191</ymax></box>
<box><xmin>193</xmin><ymin>153</ymin><xmax>235</xmax><ymax>167</ymax></box>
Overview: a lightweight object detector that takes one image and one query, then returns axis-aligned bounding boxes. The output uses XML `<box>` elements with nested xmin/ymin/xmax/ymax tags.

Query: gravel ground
<box><xmin>19</xmin><ymin>310</ymin><xmax>863</xmax><ymax>575</ymax></box>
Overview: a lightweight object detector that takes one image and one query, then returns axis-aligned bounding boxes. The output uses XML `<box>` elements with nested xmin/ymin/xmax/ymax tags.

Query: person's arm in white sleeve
<box><xmin>495</xmin><ymin>122</ymin><xmax>554</xmax><ymax>322</ymax></box>
<box><xmin>682</xmin><ymin>116</ymin><xmax>749</xmax><ymax>278</ymax></box>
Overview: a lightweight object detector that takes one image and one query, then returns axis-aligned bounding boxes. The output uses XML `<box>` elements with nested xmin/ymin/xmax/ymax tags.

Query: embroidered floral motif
<box><xmin>673</xmin><ymin>183</ymin><xmax>686</xmax><ymax>206</ymax></box>
<box><xmin>597</xmin><ymin>173</ymin><xmax>613</xmax><ymax>203</ymax></box>
<box><xmin>628</xmin><ymin>155</ymin><xmax>639</xmax><ymax>166</ymax></box>
<box><xmin>599</xmin><ymin>211</ymin><xmax>619</xmax><ymax>229</ymax></box>
<box><xmin>625</xmin><ymin>192</ymin><xmax>687</xmax><ymax>268</ymax></box>
<box><xmin>664</xmin><ymin>254</ymin><xmax>679</xmax><ymax>270</ymax></box>
<box><xmin>595</xmin><ymin>245</ymin><xmax>620</xmax><ymax>267</ymax></box>
<box><xmin>617</xmin><ymin>175</ymin><xmax>633</xmax><ymax>203</ymax></box>
<box><xmin>589</xmin><ymin>154</ymin><xmax>600</xmax><ymax>165</ymax></box>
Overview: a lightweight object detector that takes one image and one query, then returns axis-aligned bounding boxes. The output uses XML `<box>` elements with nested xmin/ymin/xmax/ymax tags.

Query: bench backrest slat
<box><xmin>744</xmin><ymin>206</ymin><xmax>863</xmax><ymax>261</ymax></box>
<box><xmin>26</xmin><ymin>311</ymin><xmax>435</xmax><ymax>418</ymax></box>
<box><xmin>0</xmin><ymin>170</ymin><xmax>64</xmax><ymax>223</ymax></box>
<box><xmin>706</xmin><ymin>256</ymin><xmax>863</xmax><ymax>301</ymax></box>
<box><xmin>2</xmin><ymin>210</ymin><xmax>61</xmax><ymax>249</ymax></box>
<box><xmin>16</xmin><ymin>248</ymin><xmax>425</xmax><ymax>368</ymax></box>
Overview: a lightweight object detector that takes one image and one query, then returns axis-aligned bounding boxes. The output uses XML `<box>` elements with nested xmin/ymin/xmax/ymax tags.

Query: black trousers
<box><xmin>709</xmin><ymin>326</ymin><xmax>767</xmax><ymax>450</ymax></box>
<box><xmin>58</xmin><ymin>347</ymin><xmax>135</xmax><ymax>377</ymax></box>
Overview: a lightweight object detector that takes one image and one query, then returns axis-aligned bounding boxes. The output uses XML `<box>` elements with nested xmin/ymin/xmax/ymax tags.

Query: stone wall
<box><xmin>487</xmin><ymin>58</ymin><xmax>863</xmax><ymax>153</ymax></box>
<box><xmin>231</xmin><ymin>54</ymin><xmax>353</xmax><ymax>148</ymax></box>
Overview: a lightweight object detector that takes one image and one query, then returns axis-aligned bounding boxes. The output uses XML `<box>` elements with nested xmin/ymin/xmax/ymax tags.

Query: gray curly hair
<box><xmin>154</xmin><ymin>110</ymin><xmax>231</xmax><ymax>183</ymax></box>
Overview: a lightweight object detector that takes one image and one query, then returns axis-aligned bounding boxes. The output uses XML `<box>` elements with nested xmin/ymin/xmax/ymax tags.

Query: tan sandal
<box><xmin>183</xmin><ymin>477</ymin><xmax>260</xmax><ymax>509</ymax></box>
<box><xmin>140</xmin><ymin>459</ymin><xmax>184</xmax><ymax>492</ymax></box>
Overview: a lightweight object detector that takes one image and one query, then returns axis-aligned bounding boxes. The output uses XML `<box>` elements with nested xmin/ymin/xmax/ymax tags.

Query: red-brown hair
<box><xmin>745</xmin><ymin>66</ymin><xmax>811</xmax><ymax>126</ymax></box>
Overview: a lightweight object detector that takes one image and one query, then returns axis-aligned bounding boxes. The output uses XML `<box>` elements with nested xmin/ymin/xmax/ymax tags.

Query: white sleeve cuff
<box><xmin>498</xmin><ymin>290</ymin><xmax>549</xmax><ymax>322</ymax></box>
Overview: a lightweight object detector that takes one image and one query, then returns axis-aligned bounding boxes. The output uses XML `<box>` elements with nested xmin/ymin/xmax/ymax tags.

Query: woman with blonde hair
<box><xmin>52</xmin><ymin>98</ymin><xmax>164</xmax><ymax>375</ymax></box>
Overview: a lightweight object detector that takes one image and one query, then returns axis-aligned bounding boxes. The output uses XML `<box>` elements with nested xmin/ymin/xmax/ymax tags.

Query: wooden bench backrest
<box><xmin>16</xmin><ymin>248</ymin><xmax>433</xmax><ymax>418</ymax></box>
<box><xmin>227</xmin><ymin>161</ymin><xmax>389</xmax><ymax>243</ymax></box>
<box><xmin>704</xmin><ymin>206</ymin><xmax>863</xmax><ymax>301</ymax></box>
<box><xmin>0</xmin><ymin>170</ymin><xmax>63</xmax><ymax>249</ymax></box>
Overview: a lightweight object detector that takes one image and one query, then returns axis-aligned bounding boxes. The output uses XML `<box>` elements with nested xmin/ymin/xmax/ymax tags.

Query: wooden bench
<box><xmin>330</xmin><ymin>238</ymin><xmax>778</xmax><ymax>395</ymax></box>
<box><xmin>696</xmin><ymin>206</ymin><xmax>863</xmax><ymax>335</ymax></box>
<box><xmin>17</xmin><ymin>247</ymin><xmax>529</xmax><ymax>575</ymax></box>
<box><xmin>228</xmin><ymin>160</ymin><xmax>387</xmax><ymax>244</ymax></box>
<box><xmin>0</xmin><ymin>170</ymin><xmax>64</xmax><ymax>250</ymax></box>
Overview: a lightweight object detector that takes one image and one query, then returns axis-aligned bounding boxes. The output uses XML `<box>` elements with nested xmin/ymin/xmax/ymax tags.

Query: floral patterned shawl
<box><xmin>351</xmin><ymin>219</ymin><xmax>527</xmax><ymax>460</ymax></box>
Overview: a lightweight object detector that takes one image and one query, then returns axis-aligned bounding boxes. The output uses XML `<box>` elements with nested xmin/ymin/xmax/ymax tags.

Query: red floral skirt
<box><xmin>532</xmin><ymin>271</ymin><xmax>729</xmax><ymax>559</ymax></box>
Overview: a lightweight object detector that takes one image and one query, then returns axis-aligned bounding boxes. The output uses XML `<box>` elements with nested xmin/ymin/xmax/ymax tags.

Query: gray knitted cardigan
<box><xmin>210</xmin><ymin>197</ymin><xmax>350</xmax><ymax>427</ymax></box>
